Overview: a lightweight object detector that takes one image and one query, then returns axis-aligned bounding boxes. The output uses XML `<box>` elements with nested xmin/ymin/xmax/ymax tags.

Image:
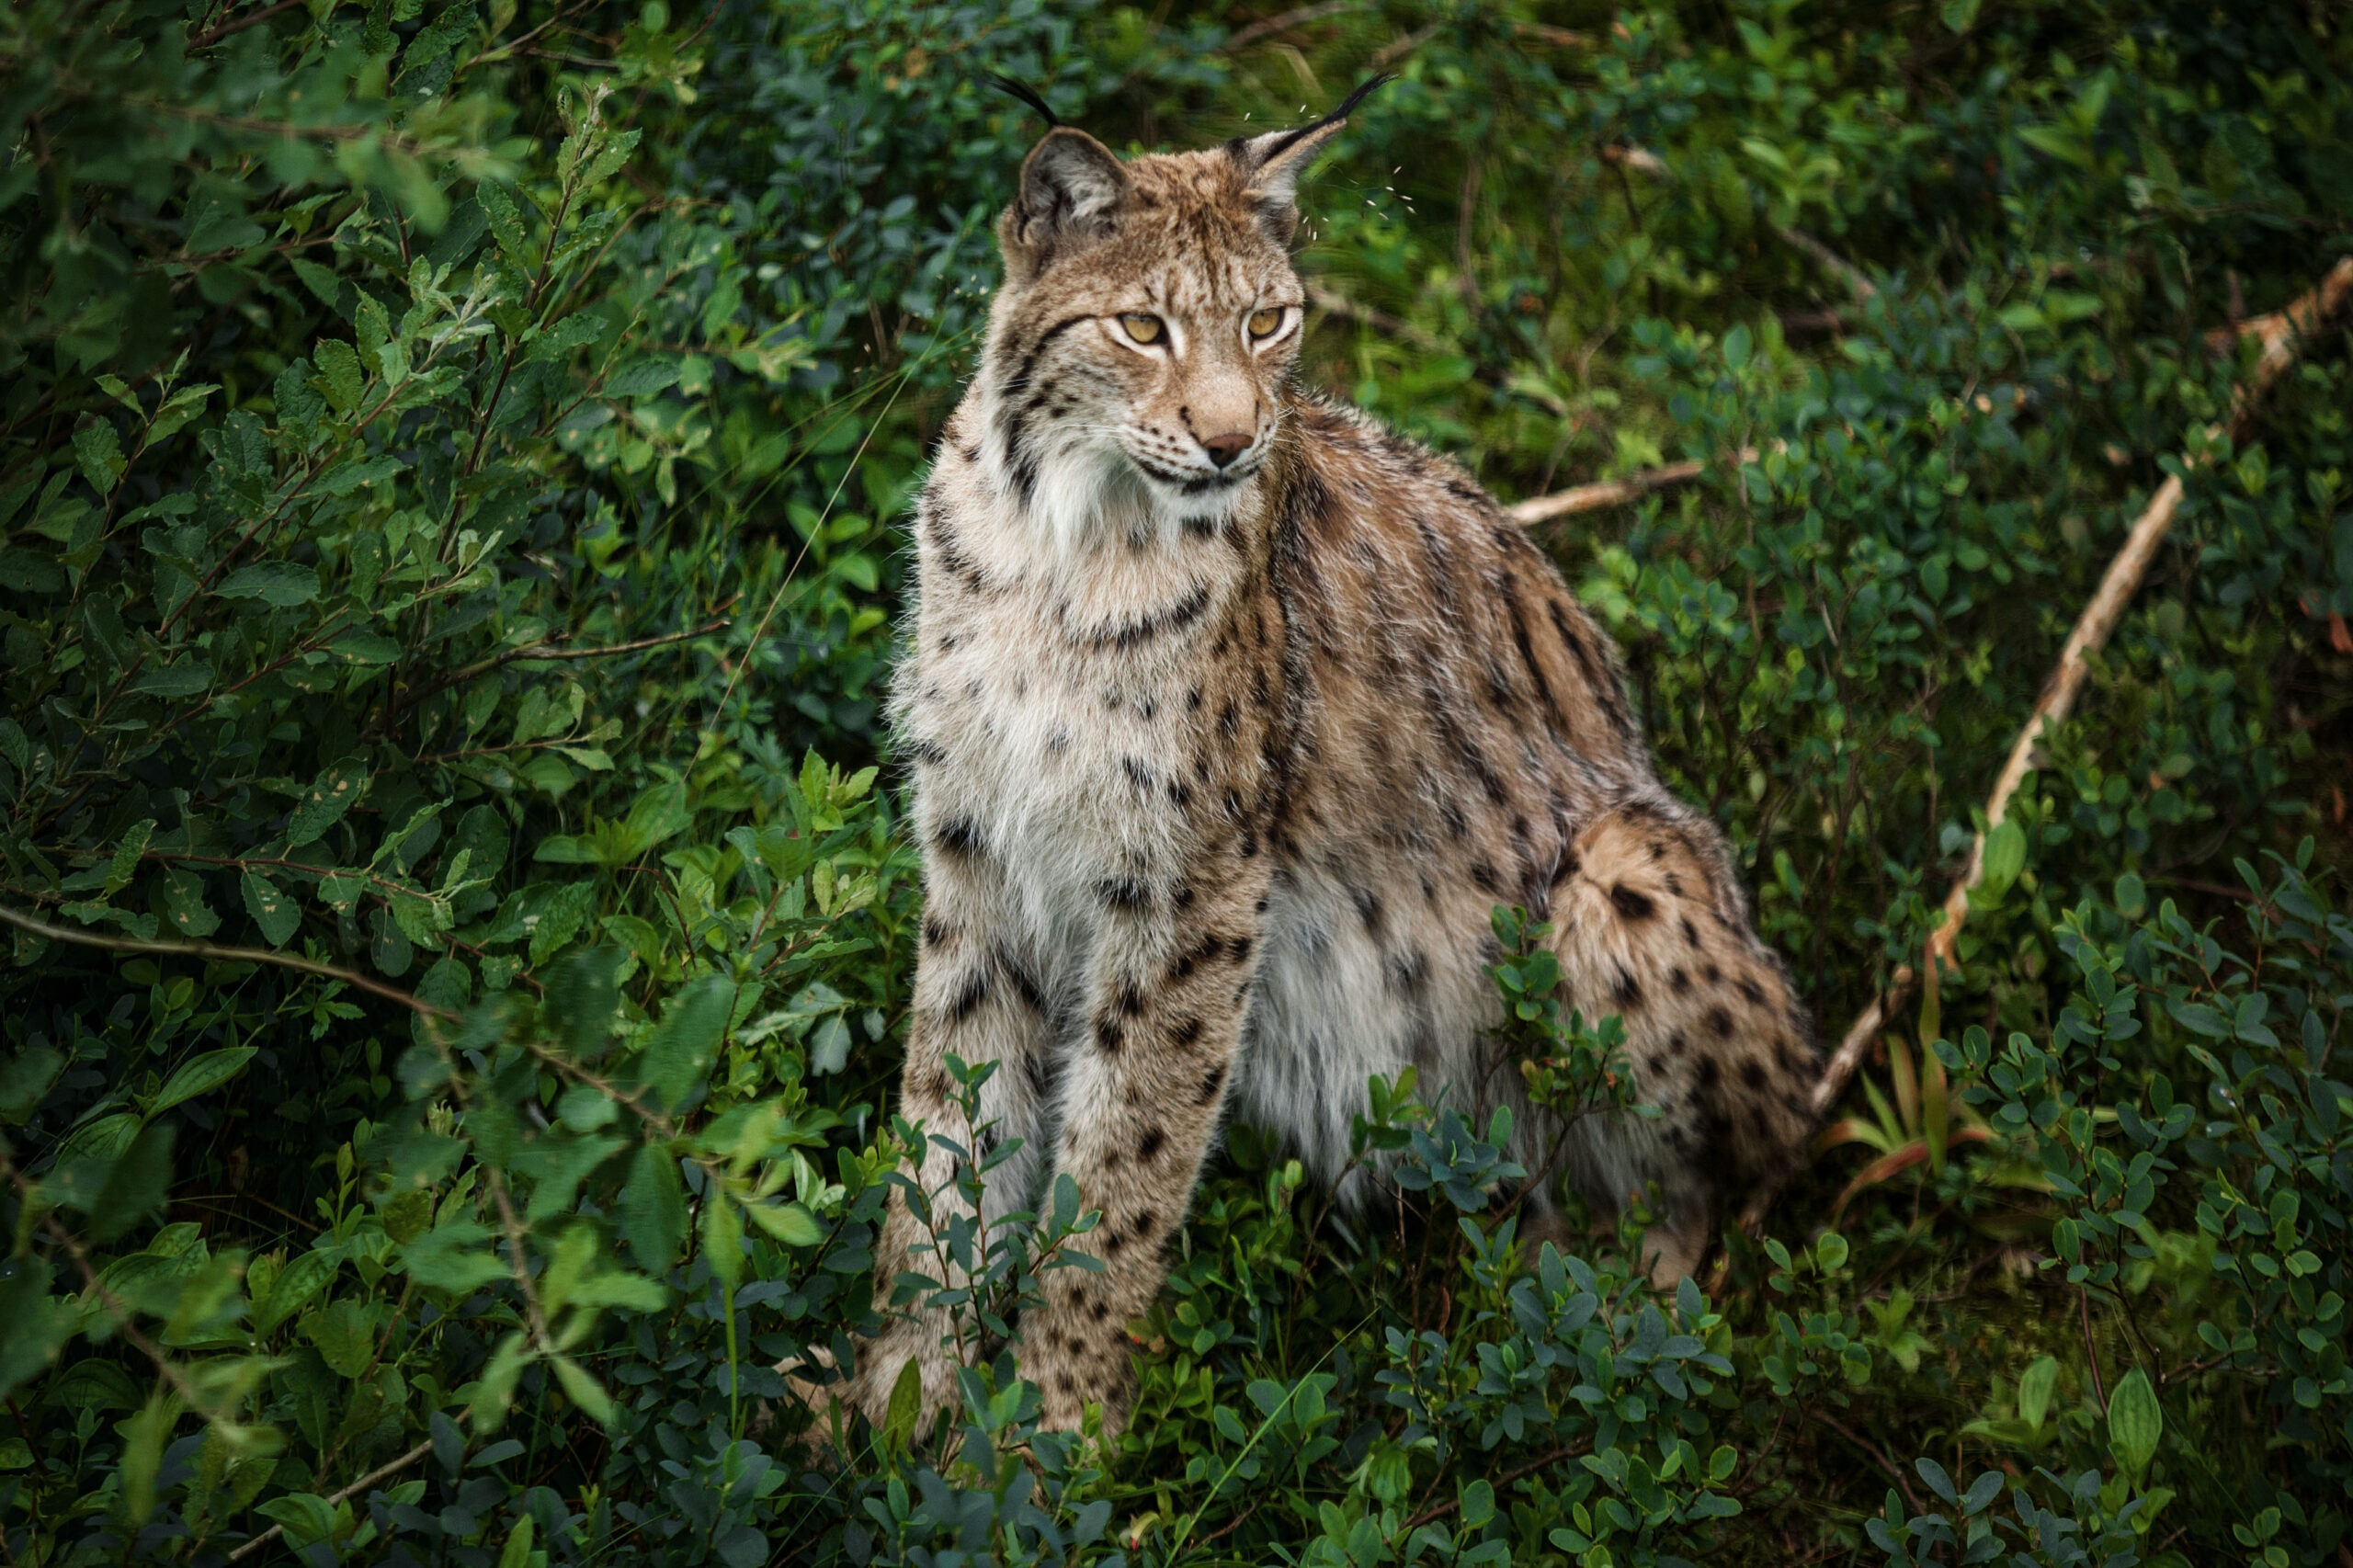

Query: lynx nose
<box><xmin>1199</xmin><ymin>431</ymin><xmax>1253</xmax><ymax>469</ymax></box>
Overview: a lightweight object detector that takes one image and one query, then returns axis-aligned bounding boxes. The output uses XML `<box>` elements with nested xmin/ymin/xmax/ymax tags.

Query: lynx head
<box><xmin>978</xmin><ymin>77</ymin><xmax>1389</xmax><ymax>545</ymax></box>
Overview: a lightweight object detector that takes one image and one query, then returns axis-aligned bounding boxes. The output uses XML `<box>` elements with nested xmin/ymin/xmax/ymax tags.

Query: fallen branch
<box><xmin>1745</xmin><ymin>253</ymin><xmax>2353</xmax><ymax>1233</ymax></box>
<box><xmin>1776</xmin><ymin>223</ymin><xmax>1877</xmax><ymax>302</ymax></box>
<box><xmin>1217</xmin><ymin>0</ymin><xmax>1358</xmax><ymax>53</ymax></box>
<box><xmin>226</xmin><ymin>1441</ymin><xmax>432</xmax><ymax>1562</ymax></box>
<box><xmin>0</xmin><ymin>905</ymin><xmax>452</xmax><ymax>1019</ymax></box>
<box><xmin>1507</xmin><ymin>448</ymin><xmax>1757</xmax><ymax>527</ymax></box>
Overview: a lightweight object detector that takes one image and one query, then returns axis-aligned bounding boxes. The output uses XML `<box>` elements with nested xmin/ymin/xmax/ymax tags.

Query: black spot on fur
<box><xmin>1681</xmin><ymin>917</ymin><xmax>1701</xmax><ymax>949</ymax></box>
<box><xmin>1140</xmin><ymin>1128</ymin><xmax>1165</xmax><ymax>1161</ymax></box>
<box><xmin>1385</xmin><ymin>948</ymin><xmax>1429</xmax><ymax>998</ymax></box>
<box><xmin>922</xmin><ymin>914</ymin><xmax>951</xmax><ymax>948</ymax></box>
<box><xmin>1669</xmin><ymin>966</ymin><xmax>1691</xmax><ymax>994</ymax></box>
<box><xmin>1123</xmin><ymin>756</ymin><xmax>1154</xmax><ymax>791</ymax></box>
<box><xmin>1612</xmin><ymin>967</ymin><xmax>1643</xmax><ymax>1008</ymax></box>
<box><xmin>1740</xmin><ymin>1060</ymin><xmax>1769</xmax><ymax>1090</ymax></box>
<box><xmin>1736</xmin><ymin>976</ymin><xmax>1767</xmax><ymax>1006</ymax></box>
<box><xmin>1097</xmin><ymin>1016</ymin><xmax>1124</xmax><ymax>1052</ymax></box>
<box><xmin>1706</xmin><ymin>1006</ymin><xmax>1734</xmax><ymax>1039</ymax></box>
<box><xmin>1198</xmin><ymin>1065</ymin><xmax>1225</xmax><ymax>1103</ymax></box>
<box><xmin>1609</xmin><ymin>884</ymin><xmax>1656</xmax><ymax>921</ymax></box>
<box><xmin>1096</xmin><ymin>877</ymin><xmax>1151</xmax><ymax>912</ymax></box>
<box><xmin>1351</xmin><ymin>885</ymin><xmax>1383</xmax><ymax>936</ymax></box>
<box><xmin>936</xmin><ymin>816</ymin><xmax>985</xmax><ymax>858</ymax></box>
<box><xmin>1470</xmin><ymin>860</ymin><xmax>1503</xmax><ymax>895</ymax></box>
<box><xmin>1115</xmin><ymin>980</ymin><xmax>1146</xmax><ymax>1017</ymax></box>
<box><xmin>948</xmin><ymin>970</ymin><xmax>990</xmax><ymax>1023</ymax></box>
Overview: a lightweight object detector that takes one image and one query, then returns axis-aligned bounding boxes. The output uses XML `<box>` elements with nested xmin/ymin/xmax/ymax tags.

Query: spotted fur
<box><xmin>789</xmin><ymin>105</ymin><xmax>1817</xmax><ymax>1443</ymax></box>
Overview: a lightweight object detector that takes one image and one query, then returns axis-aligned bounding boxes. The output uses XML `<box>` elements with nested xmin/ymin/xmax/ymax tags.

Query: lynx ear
<box><xmin>999</xmin><ymin>128</ymin><xmax>1131</xmax><ymax>280</ymax></box>
<box><xmin>1230</xmin><ymin>73</ymin><xmax>1392</xmax><ymax>242</ymax></box>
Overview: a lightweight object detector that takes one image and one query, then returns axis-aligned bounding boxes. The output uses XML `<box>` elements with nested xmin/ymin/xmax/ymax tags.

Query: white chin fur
<box><xmin>1013</xmin><ymin>437</ymin><xmax>1250</xmax><ymax>553</ymax></box>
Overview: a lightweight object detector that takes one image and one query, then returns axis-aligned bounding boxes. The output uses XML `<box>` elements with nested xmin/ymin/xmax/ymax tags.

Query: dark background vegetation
<box><xmin>2</xmin><ymin>0</ymin><xmax>2349</xmax><ymax>1563</ymax></box>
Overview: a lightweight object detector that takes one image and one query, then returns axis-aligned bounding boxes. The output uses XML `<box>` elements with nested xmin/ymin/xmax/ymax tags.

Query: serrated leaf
<box><xmin>313</xmin><ymin>336</ymin><xmax>363</xmax><ymax>413</ymax></box>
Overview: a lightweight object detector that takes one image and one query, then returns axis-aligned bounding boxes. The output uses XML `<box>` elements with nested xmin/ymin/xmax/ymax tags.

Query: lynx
<box><xmin>790</xmin><ymin>79</ymin><xmax>1818</xmax><ymax>1442</ymax></box>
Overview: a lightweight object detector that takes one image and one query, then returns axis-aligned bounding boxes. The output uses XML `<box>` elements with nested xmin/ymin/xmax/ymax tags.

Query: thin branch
<box><xmin>1218</xmin><ymin>0</ymin><xmax>1359</xmax><ymax>53</ymax></box>
<box><xmin>1400</xmin><ymin>1440</ymin><xmax>1592</xmax><ymax>1528</ymax></box>
<box><xmin>365</xmin><ymin>611</ymin><xmax>733</xmax><ymax>743</ymax></box>
<box><xmin>1809</xmin><ymin>1411</ymin><xmax>1922</xmax><ymax>1515</ymax></box>
<box><xmin>1776</xmin><ymin>224</ymin><xmax>1877</xmax><ymax>301</ymax></box>
<box><xmin>0</xmin><ymin>905</ymin><xmax>451</xmax><ymax>1019</ymax></box>
<box><xmin>225</xmin><ymin>1441</ymin><xmax>432</xmax><ymax>1562</ymax></box>
<box><xmin>1508</xmin><ymin>449</ymin><xmax>1757</xmax><ymax>527</ymax></box>
<box><xmin>188</xmin><ymin>0</ymin><xmax>304</xmax><ymax>48</ymax></box>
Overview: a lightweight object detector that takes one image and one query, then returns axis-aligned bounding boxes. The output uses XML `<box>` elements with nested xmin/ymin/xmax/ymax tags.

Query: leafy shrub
<box><xmin>2</xmin><ymin>1</ymin><xmax>2349</xmax><ymax>1565</ymax></box>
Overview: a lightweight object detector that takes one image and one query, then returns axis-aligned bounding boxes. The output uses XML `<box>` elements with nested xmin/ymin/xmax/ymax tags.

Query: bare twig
<box><xmin>188</xmin><ymin>0</ymin><xmax>304</xmax><ymax>49</ymax></box>
<box><xmin>0</xmin><ymin>905</ymin><xmax>451</xmax><ymax>1019</ymax></box>
<box><xmin>1400</xmin><ymin>1440</ymin><xmax>1592</xmax><ymax>1529</ymax></box>
<box><xmin>1218</xmin><ymin>0</ymin><xmax>1358</xmax><ymax>53</ymax></box>
<box><xmin>2079</xmin><ymin>1286</ymin><xmax>2109</xmax><ymax>1415</ymax></box>
<box><xmin>1733</xmin><ymin>255</ymin><xmax>2353</xmax><ymax>1238</ymax></box>
<box><xmin>1809</xmin><ymin>1411</ymin><xmax>1922</xmax><ymax>1515</ymax></box>
<box><xmin>1507</xmin><ymin>449</ymin><xmax>1757</xmax><ymax>526</ymax></box>
<box><xmin>1776</xmin><ymin>224</ymin><xmax>1878</xmax><ymax>301</ymax></box>
<box><xmin>226</xmin><ymin>1441</ymin><xmax>432</xmax><ymax>1562</ymax></box>
<box><xmin>1370</xmin><ymin>19</ymin><xmax>1442</xmax><ymax>66</ymax></box>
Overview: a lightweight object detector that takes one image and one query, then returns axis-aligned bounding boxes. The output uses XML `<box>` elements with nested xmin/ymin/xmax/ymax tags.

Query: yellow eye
<box><xmin>1247</xmin><ymin>307</ymin><xmax>1285</xmax><ymax>339</ymax></box>
<box><xmin>1120</xmin><ymin>313</ymin><xmax>1165</xmax><ymax>345</ymax></box>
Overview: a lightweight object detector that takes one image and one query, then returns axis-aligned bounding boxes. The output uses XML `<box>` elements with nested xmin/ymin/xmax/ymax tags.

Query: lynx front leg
<box><xmin>1019</xmin><ymin>853</ymin><xmax>1269</xmax><ymax>1436</ymax></box>
<box><xmin>789</xmin><ymin>813</ymin><xmax>1054</xmax><ymax>1444</ymax></box>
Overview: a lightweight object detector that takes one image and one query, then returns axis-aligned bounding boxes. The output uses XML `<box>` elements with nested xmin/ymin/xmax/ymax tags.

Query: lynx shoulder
<box><xmin>789</xmin><ymin>85</ymin><xmax>1818</xmax><ymax>1442</ymax></box>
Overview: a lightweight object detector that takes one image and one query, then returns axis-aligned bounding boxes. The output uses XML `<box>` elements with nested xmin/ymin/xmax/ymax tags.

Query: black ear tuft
<box><xmin>1230</xmin><ymin>72</ymin><xmax>1395</xmax><ymax>242</ymax></box>
<box><xmin>1247</xmin><ymin>72</ymin><xmax>1394</xmax><ymax>167</ymax></box>
<box><xmin>981</xmin><ymin>72</ymin><xmax>1062</xmax><ymax>128</ymax></box>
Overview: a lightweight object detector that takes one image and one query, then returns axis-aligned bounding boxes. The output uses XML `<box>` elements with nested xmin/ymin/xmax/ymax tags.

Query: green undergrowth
<box><xmin>1</xmin><ymin>1</ymin><xmax>2348</xmax><ymax>1564</ymax></box>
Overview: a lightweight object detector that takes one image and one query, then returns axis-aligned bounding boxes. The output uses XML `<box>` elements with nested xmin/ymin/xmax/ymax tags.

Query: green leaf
<box><xmin>90</xmin><ymin>1122</ymin><xmax>175</xmax><ymax>1243</ymax></box>
<box><xmin>641</xmin><ymin>975</ymin><xmax>733</xmax><ymax>1110</ymax></box>
<box><xmin>881</xmin><ymin>1358</ymin><xmax>923</xmax><ymax>1453</ymax></box>
<box><xmin>1978</xmin><ymin>820</ymin><xmax>2027</xmax><ymax>897</ymax></box>
<box><xmin>551</xmin><ymin>1357</ymin><xmax>615</xmax><ymax>1425</ymax></box>
<box><xmin>544</xmin><ymin>947</ymin><xmax>621</xmax><ymax>1055</ymax></box>
<box><xmin>2107</xmin><ymin>1367</ymin><xmax>2162</xmax><ymax>1476</ymax></box>
<box><xmin>401</xmin><ymin>1221</ymin><xmax>510</xmax><ymax>1293</ymax></box>
<box><xmin>157</xmin><ymin>866</ymin><xmax>221</xmax><ymax>939</ymax></box>
<box><xmin>287</xmin><ymin>759</ymin><xmax>368</xmax><ymax>847</ymax></box>
<box><xmin>1722</xmin><ymin>323</ymin><xmax>1752</xmax><ymax>371</ymax></box>
<box><xmin>0</xmin><ymin>1257</ymin><xmax>73</xmax><ymax>1402</ymax></box>
<box><xmin>745</xmin><ymin>1200</ymin><xmax>824</xmax><ymax>1248</ymax></box>
<box><xmin>2018</xmin><ymin>1355</ymin><xmax>2058</xmax><ymax>1432</ymax></box>
<box><xmin>620</xmin><ymin>1145</ymin><xmax>686</xmax><ymax>1273</ymax></box>
<box><xmin>1939</xmin><ymin>0</ymin><xmax>1981</xmax><ymax>30</ymax></box>
<box><xmin>242</xmin><ymin>871</ymin><xmax>301</xmax><ymax>946</ymax></box>
<box><xmin>0</xmin><ymin>1045</ymin><xmax>65</xmax><ymax>1124</ymax></box>
<box><xmin>216</xmin><ymin>562</ymin><xmax>322</xmax><ymax>606</ymax></box>
<box><xmin>73</xmin><ymin>418</ymin><xmax>125</xmax><ymax>494</ymax></box>
<box><xmin>107</xmin><ymin>818</ymin><xmax>154</xmax><ymax>896</ymax></box>
<box><xmin>150</xmin><ymin>1046</ymin><xmax>257</xmax><ymax>1115</ymax></box>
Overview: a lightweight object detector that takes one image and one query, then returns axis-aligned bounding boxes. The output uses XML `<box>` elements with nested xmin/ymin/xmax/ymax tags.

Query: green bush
<box><xmin>1</xmin><ymin>1</ymin><xmax>2347</xmax><ymax>1564</ymax></box>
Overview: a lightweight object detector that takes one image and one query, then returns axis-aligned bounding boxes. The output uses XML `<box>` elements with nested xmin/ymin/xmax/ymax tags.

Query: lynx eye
<box><xmin>1120</xmin><ymin>313</ymin><xmax>1165</xmax><ymax>346</ymax></box>
<box><xmin>1246</xmin><ymin>306</ymin><xmax>1286</xmax><ymax>340</ymax></box>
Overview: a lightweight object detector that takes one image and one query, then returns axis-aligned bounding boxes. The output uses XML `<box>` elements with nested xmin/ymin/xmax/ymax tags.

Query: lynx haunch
<box><xmin>791</xmin><ymin>82</ymin><xmax>1818</xmax><ymax>1442</ymax></box>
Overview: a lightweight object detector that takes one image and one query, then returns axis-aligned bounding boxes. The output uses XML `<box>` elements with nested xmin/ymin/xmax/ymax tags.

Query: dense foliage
<box><xmin>2</xmin><ymin>1</ymin><xmax>2348</xmax><ymax>1564</ymax></box>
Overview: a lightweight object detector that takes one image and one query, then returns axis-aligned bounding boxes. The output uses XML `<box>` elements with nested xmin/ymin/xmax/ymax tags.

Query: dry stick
<box><xmin>1304</xmin><ymin>281</ymin><xmax>1443</xmax><ymax>351</ymax></box>
<box><xmin>1739</xmin><ymin>253</ymin><xmax>2353</xmax><ymax>1235</ymax></box>
<box><xmin>1508</xmin><ymin>448</ymin><xmax>1759</xmax><ymax>527</ymax></box>
<box><xmin>1776</xmin><ymin>223</ymin><xmax>1878</xmax><ymax>302</ymax></box>
<box><xmin>1217</xmin><ymin>0</ymin><xmax>1360</xmax><ymax>52</ymax></box>
<box><xmin>0</xmin><ymin>905</ymin><xmax>452</xmax><ymax>1019</ymax></box>
<box><xmin>225</xmin><ymin>1441</ymin><xmax>433</xmax><ymax>1562</ymax></box>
